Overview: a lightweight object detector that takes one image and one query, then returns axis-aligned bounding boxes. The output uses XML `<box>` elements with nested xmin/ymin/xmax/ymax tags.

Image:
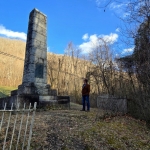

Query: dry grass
<box><xmin>0</xmin><ymin>86</ymin><xmax>16</xmax><ymax>98</ymax></box>
<box><xmin>0</xmin><ymin>103</ymin><xmax>150</xmax><ymax>150</ymax></box>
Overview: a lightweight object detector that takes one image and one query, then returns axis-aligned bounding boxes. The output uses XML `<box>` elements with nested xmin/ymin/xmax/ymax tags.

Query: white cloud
<box><xmin>82</xmin><ymin>33</ymin><xmax>89</xmax><ymax>41</ymax></box>
<box><xmin>122</xmin><ymin>47</ymin><xmax>134</xmax><ymax>54</ymax></box>
<box><xmin>115</xmin><ymin>28</ymin><xmax>120</xmax><ymax>32</ymax></box>
<box><xmin>79</xmin><ymin>33</ymin><xmax>118</xmax><ymax>53</ymax></box>
<box><xmin>108</xmin><ymin>1</ymin><xmax>129</xmax><ymax>17</ymax></box>
<box><xmin>109</xmin><ymin>2</ymin><xmax>125</xmax><ymax>9</ymax></box>
<box><xmin>0</xmin><ymin>25</ymin><xmax>27</xmax><ymax>40</ymax></box>
<box><xmin>102</xmin><ymin>33</ymin><xmax>118</xmax><ymax>44</ymax></box>
<box><xmin>95</xmin><ymin>0</ymin><xmax>101</xmax><ymax>6</ymax></box>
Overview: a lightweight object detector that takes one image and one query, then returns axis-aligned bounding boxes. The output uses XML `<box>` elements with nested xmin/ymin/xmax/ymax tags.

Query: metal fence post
<box><xmin>9</xmin><ymin>103</ymin><xmax>20</xmax><ymax>150</ymax></box>
<box><xmin>16</xmin><ymin>103</ymin><xmax>26</xmax><ymax>150</ymax></box>
<box><xmin>27</xmin><ymin>102</ymin><xmax>37</xmax><ymax>150</ymax></box>
<box><xmin>22</xmin><ymin>103</ymin><xmax>31</xmax><ymax>150</ymax></box>
<box><xmin>0</xmin><ymin>102</ymin><xmax>37</xmax><ymax>150</ymax></box>
<box><xmin>3</xmin><ymin>103</ymin><xmax>13</xmax><ymax>150</ymax></box>
<box><xmin>0</xmin><ymin>103</ymin><xmax>6</xmax><ymax>132</ymax></box>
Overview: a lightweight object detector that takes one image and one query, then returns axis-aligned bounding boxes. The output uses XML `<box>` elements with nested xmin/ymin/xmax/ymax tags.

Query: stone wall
<box><xmin>97</xmin><ymin>95</ymin><xmax>127</xmax><ymax>114</ymax></box>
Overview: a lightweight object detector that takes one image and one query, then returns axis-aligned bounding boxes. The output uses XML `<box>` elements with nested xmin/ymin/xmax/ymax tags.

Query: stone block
<box><xmin>26</xmin><ymin>47</ymin><xmax>46</xmax><ymax>56</ymax></box>
<box><xmin>35</xmin><ymin>78</ymin><xmax>44</xmax><ymax>83</ymax></box>
<box><xmin>23</xmin><ymin>72</ymin><xmax>35</xmax><ymax>82</ymax></box>
<box><xmin>39</xmin><ymin>95</ymin><xmax>57</xmax><ymax>107</ymax></box>
<box><xmin>26</xmin><ymin>63</ymin><xmax>35</xmax><ymax>71</ymax></box>
<box><xmin>97</xmin><ymin>96</ymin><xmax>127</xmax><ymax>114</ymax></box>
<box><xmin>29</xmin><ymin>24</ymin><xmax>47</xmax><ymax>36</ymax></box>
<box><xmin>30</xmin><ymin>9</ymin><xmax>47</xmax><ymax>23</ymax></box>
<box><xmin>29</xmin><ymin>17</ymin><xmax>46</xmax><ymax>29</ymax></box>
<box><xmin>27</xmin><ymin>30</ymin><xmax>47</xmax><ymax>44</ymax></box>
<box><xmin>50</xmin><ymin>89</ymin><xmax>58</xmax><ymax>96</ymax></box>
<box><xmin>39</xmin><ymin>96</ymin><xmax>57</xmax><ymax>101</ymax></box>
<box><xmin>35</xmin><ymin>49</ymin><xmax>43</xmax><ymax>58</ymax></box>
<box><xmin>31</xmin><ymin>31</ymin><xmax>47</xmax><ymax>43</ymax></box>
<box><xmin>25</xmin><ymin>54</ymin><xmax>35</xmax><ymax>63</ymax></box>
<box><xmin>35</xmin><ymin>50</ymin><xmax>46</xmax><ymax>59</ymax></box>
<box><xmin>18</xmin><ymin>84</ymin><xmax>38</xmax><ymax>95</ymax></box>
<box><xmin>11</xmin><ymin>90</ymin><xmax>18</xmax><ymax>96</ymax></box>
<box><xmin>35</xmin><ymin>84</ymin><xmax>48</xmax><ymax>91</ymax></box>
<box><xmin>27</xmin><ymin>39</ymin><xmax>46</xmax><ymax>49</ymax></box>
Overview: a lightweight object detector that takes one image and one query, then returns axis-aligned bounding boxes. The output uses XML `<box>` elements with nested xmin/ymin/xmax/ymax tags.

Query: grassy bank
<box><xmin>0</xmin><ymin>86</ymin><xmax>16</xmax><ymax>98</ymax></box>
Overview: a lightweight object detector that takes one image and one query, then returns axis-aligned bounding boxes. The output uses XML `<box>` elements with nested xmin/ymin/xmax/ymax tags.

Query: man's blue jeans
<box><xmin>82</xmin><ymin>95</ymin><xmax>90</xmax><ymax>111</ymax></box>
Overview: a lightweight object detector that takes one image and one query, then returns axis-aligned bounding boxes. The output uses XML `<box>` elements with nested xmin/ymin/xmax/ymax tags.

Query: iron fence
<box><xmin>0</xmin><ymin>102</ymin><xmax>37</xmax><ymax>150</ymax></box>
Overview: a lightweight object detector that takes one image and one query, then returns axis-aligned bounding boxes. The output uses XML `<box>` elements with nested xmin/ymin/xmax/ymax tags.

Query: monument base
<box><xmin>0</xmin><ymin>88</ymin><xmax>70</xmax><ymax>109</ymax></box>
<box><xmin>0</xmin><ymin>95</ymin><xmax>39</xmax><ymax>109</ymax></box>
<box><xmin>17</xmin><ymin>83</ymin><xmax>56</xmax><ymax>96</ymax></box>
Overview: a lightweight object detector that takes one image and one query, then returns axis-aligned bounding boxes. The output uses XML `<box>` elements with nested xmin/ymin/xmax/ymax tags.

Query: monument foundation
<box><xmin>0</xmin><ymin>8</ymin><xmax>70</xmax><ymax>109</ymax></box>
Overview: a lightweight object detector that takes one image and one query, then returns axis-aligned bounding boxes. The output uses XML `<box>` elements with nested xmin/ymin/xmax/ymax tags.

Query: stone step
<box><xmin>57</xmin><ymin>99</ymin><xmax>70</xmax><ymax>104</ymax></box>
<box><xmin>39</xmin><ymin>96</ymin><xmax>57</xmax><ymax>102</ymax></box>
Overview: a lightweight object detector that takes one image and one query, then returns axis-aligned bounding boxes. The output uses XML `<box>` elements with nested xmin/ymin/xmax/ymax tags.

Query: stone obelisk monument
<box><xmin>18</xmin><ymin>8</ymin><xmax>50</xmax><ymax>95</ymax></box>
<box><xmin>0</xmin><ymin>8</ymin><xmax>69</xmax><ymax>109</ymax></box>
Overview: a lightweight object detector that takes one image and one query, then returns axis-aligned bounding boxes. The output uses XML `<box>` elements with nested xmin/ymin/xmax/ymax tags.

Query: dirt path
<box><xmin>32</xmin><ymin>108</ymin><xmax>107</xmax><ymax>150</ymax></box>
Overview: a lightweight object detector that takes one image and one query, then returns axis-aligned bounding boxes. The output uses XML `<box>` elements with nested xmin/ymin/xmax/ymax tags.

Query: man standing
<box><xmin>81</xmin><ymin>78</ymin><xmax>90</xmax><ymax>111</ymax></box>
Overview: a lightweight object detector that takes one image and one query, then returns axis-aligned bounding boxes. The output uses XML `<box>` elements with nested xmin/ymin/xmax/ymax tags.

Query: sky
<box><xmin>0</xmin><ymin>0</ymin><xmax>134</xmax><ymax>55</ymax></box>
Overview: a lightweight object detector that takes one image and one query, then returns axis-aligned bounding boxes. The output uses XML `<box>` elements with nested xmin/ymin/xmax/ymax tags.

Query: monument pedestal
<box><xmin>17</xmin><ymin>83</ymin><xmax>52</xmax><ymax>96</ymax></box>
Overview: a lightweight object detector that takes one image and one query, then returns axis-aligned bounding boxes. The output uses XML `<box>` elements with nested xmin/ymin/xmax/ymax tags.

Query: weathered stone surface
<box><xmin>97</xmin><ymin>95</ymin><xmax>127</xmax><ymax>114</ymax></box>
<box><xmin>29</xmin><ymin>24</ymin><xmax>47</xmax><ymax>36</ymax></box>
<box><xmin>39</xmin><ymin>96</ymin><xmax>57</xmax><ymax>101</ymax></box>
<box><xmin>19</xmin><ymin>8</ymin><xmax>48</xmax><ymax>95</ymax></box>
<box><xmin>27</xmin><ymin>40</ymin><xmax>46</xmax><ymax>49</ymax></box>
<box><xmin>50</xmin><ymin>89</ymin><xmax>58</xmax><ymax>96</ymax></box>
<box><xmin>30</xmin><ymin>31</ymin><xmax>47</xmax><ymax>43</ymax></box>
<box><xmin>29</xmin><ymin>9</ymin><xmax>46</xmax><ymax>22</ymax></box>
<box><xmin>29</xmin><ymin>18</ymin><xmax>46</xmax><ymax>29</ymax></box>
<box><xmin>0</xmin><ymin>95</ymin><xmax>39</xmax><ymax>109</ymax></box>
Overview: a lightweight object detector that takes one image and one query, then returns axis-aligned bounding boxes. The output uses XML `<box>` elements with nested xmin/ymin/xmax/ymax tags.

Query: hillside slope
<box><xmin>0</xmin><ymin>86</ymin><xmax>16</xmax><ymax>98</ymax></box>
<box><xmin>0</xmin><ymin>37</ymin><xmax>91</xmax><ymax>97</ymax></box>
<box><xmin>0</xmin><ymin>37</ymin><xmax>25</xmax><ymax>87</ymax></box>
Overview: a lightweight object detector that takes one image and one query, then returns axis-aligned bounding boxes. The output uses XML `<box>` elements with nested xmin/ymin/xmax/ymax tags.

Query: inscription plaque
<box><xmin>35</xmin><ymin>63</ymin><xmax>44</xmax><ymax>78</ymax></box>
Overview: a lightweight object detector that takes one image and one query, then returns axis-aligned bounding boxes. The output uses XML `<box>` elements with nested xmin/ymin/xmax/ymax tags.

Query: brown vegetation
<box><xmin>0</xmin><ymin>37</ymin><xmax>25</xmax><ymax>87</ymax></box>
<box><xmin>0</xmin><ymin>38</ymin><xmax>92</xmax><ymax>103</ymax></box>
<box><xmin>0</xmin><ymin>104</ymin><xmax>150</xmax><ymax>150</ymax></box>
<box><xmin>0</xmin><ymin>37</ymin><xmax>137</xmax><ymax>104</ymax></box>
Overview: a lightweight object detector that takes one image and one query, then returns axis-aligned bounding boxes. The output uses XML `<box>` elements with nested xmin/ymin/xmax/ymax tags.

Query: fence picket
<box><xmin>9</xmin><ymin>103</ymin><xmax>20</xmax><ymax>150</ymax></box>
<box><xmin>16</xmin><ymin>103</ymin><xmax>26</xmax><ymax>150</ymax></box>
<box><xmin>0</xmin><ymin>102</ymin><xmax>36</xmax><ymax>150</ymax></box>
<box><xmin>0</xmin><ymin>103</ymin><xmax>6</xmax><ymax>132</ymax></box>
<box><xmin>3</xmin><ymin>103</ymin><xmax>13</xmax><ymax>150</ymax></box>
<box><xmin>27</xmin><ymin>102</ymin><xmax>37</xmax><ymax>150</ymax></box>
<box><xmin>22</xmin><ymin>103</ymin><xmax>31</xmax><ymax>150</ymax></box>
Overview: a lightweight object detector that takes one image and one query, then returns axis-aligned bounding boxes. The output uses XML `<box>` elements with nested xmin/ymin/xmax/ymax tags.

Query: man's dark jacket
<box><xmin>82</xmin><ymin>84</ymin><xmax>90</xmax><ymax>96</ymax></box>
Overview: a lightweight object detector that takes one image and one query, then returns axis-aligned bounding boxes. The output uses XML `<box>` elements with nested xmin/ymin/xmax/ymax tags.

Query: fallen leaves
<box><xmin>0</xmin><ymin>104</ymin><xmax>150</xmax><ymax>149</ymax></box>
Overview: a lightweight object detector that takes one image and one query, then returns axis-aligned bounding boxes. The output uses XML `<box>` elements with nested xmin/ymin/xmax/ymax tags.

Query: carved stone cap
<box><xmin>29</xmin><ymin>8</ymin><xmax>47</xmax><ymax>19</ymax></box>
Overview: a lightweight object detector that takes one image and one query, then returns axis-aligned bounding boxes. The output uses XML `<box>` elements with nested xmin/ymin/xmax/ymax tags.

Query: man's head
<box><xmin>83</xmin><ymin>78</ymin><xmax>88</xmax><ymax>84</ymax></box>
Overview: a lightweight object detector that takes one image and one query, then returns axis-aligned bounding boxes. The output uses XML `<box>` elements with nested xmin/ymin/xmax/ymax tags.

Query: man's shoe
<box><xmin>86</xmin><ymin>110</ymin><xmax>90</xmax><ymax>112</ymax></box>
